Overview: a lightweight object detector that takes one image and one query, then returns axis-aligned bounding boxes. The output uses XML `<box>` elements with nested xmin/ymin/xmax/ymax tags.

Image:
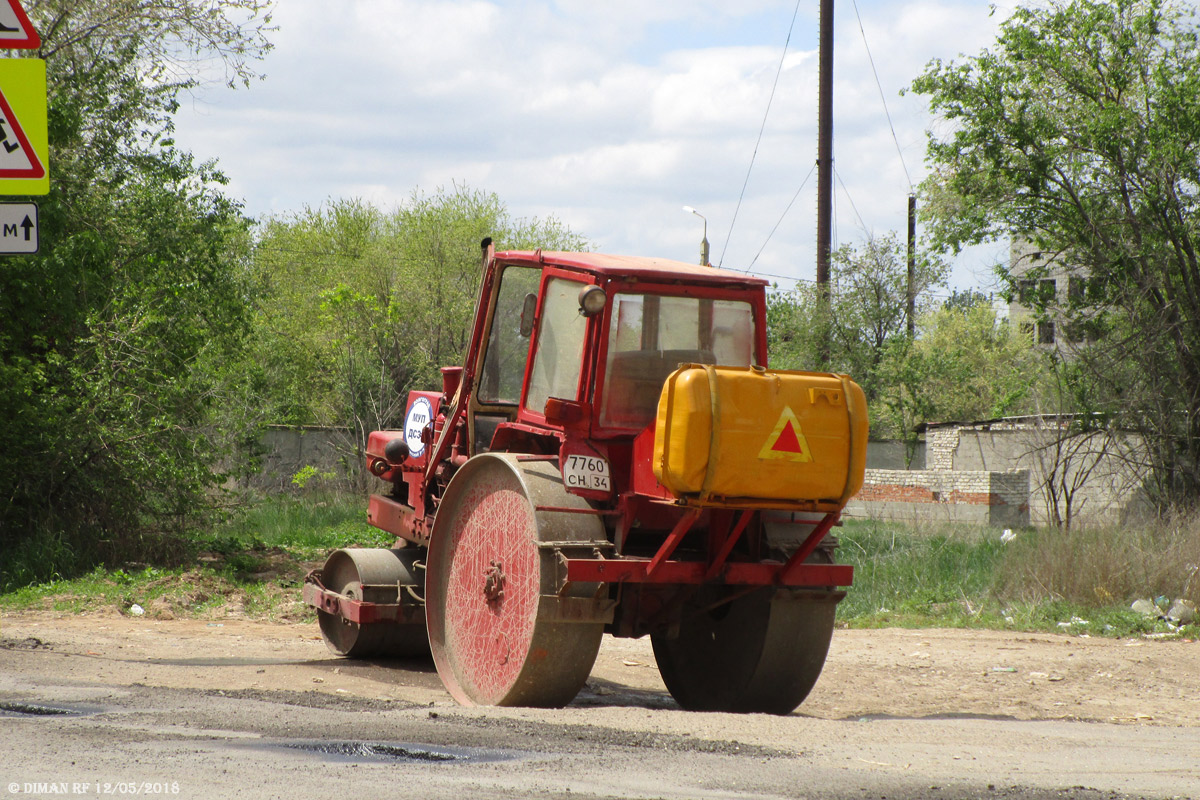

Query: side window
<box><xmin>478</xmin><ymin>265</ymin><xmax>540</xmax><ymax>404</ymax></box>
<box><xmin>526</xmin><ymin>277</ymin><xmax>588</xmax><ymax>415</ymax></box>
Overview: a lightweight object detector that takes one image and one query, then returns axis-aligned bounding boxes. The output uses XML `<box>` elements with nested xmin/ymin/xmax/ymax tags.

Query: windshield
<box><xmin>599</xmin><ymin>294</ymin><xmax>754</xmax><ymax>429</ymax></box>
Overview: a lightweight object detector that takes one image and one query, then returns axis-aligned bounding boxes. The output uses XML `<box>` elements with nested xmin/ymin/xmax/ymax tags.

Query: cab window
<box><xmin>600</xmin><ymin>294</ymin><xmax>754</xmax><ymax>428</ymax></box>
<box><xmin>526</xmin><ymin>277</ymin><xmax>589</xmax><ymax>414</ymax></box>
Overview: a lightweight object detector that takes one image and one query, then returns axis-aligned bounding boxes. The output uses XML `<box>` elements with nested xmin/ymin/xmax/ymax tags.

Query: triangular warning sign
<box><xmin>758</xmin><ymin>405</ymin><xmax>814</xmax><ymax>463</ymax></box>
<box><xmin>0</xmin><ymin>85</ymin><xmax>43</xmax><ymax>179</ymax></box>
<box><xmin>0</xmin><ymin>0</ymin><xmax>39</xmax><ymax>49</ymax></box>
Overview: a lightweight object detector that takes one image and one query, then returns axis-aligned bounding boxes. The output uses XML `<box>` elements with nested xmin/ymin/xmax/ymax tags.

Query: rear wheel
<box><xmin>317</xmin><ymin>548</ymin><xmax>429</xmax><ymax>658</ymax></box>
<box><xmin>651</xmin><ymin>587</ymin><xmax>839</xmax><ymax>714</ymax></box>
<box><xmin>425</xmin><ymin>454</ymin><xmax>605</xmax><ymax>707</ymax></box>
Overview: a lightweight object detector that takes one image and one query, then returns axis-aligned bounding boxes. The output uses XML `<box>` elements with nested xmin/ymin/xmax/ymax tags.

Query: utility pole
<box><xmin>906</xmin><ymin>194</ymin><xmax>916</xmax><ymax>337</ymax></box>
<box><xmin>816</xmin><ymin>0</ymin><xmax>834</xmax><ymax>365</ymax></box>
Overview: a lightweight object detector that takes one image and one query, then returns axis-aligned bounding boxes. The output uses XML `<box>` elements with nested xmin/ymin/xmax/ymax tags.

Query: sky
<box><xmin>171</xmin><ymin>0</ymin><xmax>1020</xmax><ymax>293</ymax></box>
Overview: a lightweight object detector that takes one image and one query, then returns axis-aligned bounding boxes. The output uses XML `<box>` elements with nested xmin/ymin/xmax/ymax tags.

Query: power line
<box><xmin>717</xmin><ymin>0</ymin><xmax>804</xmax><ymax>268</ymax></box>
<box><xmin>850</xmin><ymin>0</ymin><xmax>913</xmax><ymax>191</ymax></box>
<box><xmin>255</xmin><ymin>242</ymin><xmax>976</xmax><ymax>306</ymax></box>
<box><xmin>745</xmin><ymin>162</ymin><xmax>816</xmax><ymax>271</ymax></box>
<box><xmin>834</xmin><ymin>167</ymin><xmax>867</xmax><ymax>232</ymax></box>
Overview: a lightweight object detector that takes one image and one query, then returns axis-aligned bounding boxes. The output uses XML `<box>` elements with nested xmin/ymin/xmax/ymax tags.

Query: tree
<box><xmin>0</xmin><ymin>2</ymin><xmax>271</xmax><ymax>588</ymax></box>
<box><xmin>29</xmin><ymin>0</ymin><xmax>274</xmax><ymax>87</ymax></box>
<box><xmin>828</xmin><ymin>232</ymin><xmax>947</xmax><ymax>401</ymax></box>
<box><xmin>766</xmin><ymin>281</ymin><xmax>829</xmax><ymax>374</ymax></box>
<box><xmin>910</xmin><ymin>0</ymin><xmax>1200</xmax><ymax>511</ymax></box>
<box><xmin>768</xmin><ymin>231</ymin><xmax>946</xmax><ymax>410</ymax></box>
<box><xmin>877</xmin><ymin>297</ymin><xmax>1046</xmax><ymax>465</ymax></box>
<box><xmin>1026</xmin><ymin>416</ymin><xmax>1118</xmax><ymax>531</ymax></box>
<box><xmin>249</xmin><ymin>188</ymin><xmax>588</xmax><ymax>486</ymax></box>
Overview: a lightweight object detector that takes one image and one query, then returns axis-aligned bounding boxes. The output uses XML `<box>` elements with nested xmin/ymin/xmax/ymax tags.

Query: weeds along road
<box><xmin>1</xmin><ymin>613</ymin><xmax>1197</xmax><ymax>800</ymax></box>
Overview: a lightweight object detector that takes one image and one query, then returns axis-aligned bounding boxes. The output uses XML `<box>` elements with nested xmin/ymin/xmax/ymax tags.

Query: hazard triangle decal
<box><xmin>0</xmin><ymin>84</ymin><xmax>43</xmax><ymax>179</ymax></box>
<box><xmin>758</xmin><ymin>405</ymin><xmax>814</xmax><ymax>463</ymax></box>
<box><xmin>0</xmin><ymin>0</ymin><xmax>40</xmax><ymax>49</ymax></box>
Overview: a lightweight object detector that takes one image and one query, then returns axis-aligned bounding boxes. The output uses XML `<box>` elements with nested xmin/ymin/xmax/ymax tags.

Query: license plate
<box><xmin>562</xmin><ymin>454</ymin><xmax>611</xmax><ymax>492</ymax></box>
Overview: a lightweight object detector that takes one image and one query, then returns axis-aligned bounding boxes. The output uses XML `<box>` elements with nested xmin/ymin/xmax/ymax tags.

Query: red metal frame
<box><xmin>367</xmin><ymin>494</ymin><xmax>429</xmax><ymax>543</ymax></box>
<box><xmin>515</xmin><ymin>265</ymin><xmax>598</xmax><ymax>429</ymax></box>
<box><xmin>483</xmin><ymin>252</ymin><xmax>771</xmax><ymax>441</ymax></box>
<box><xmin>303</xmin><ymin>579</ymin><xmax>416</xmax><ymax>625</ymax></box>
<box><xmin>420</xmin><ymin>243</ymin><xmax>504</xmax><ymax>489</ymax></box>
<box><xmin>565</xmin><ymin>509</ymin><xmax>852</xmax><ymax>589</ymax></box>
<box><xmin>564</xmin><ymin>558</ymin><xmax>852</xmax><ymax>587</ymax></box>
<box><xmin>646</xmin><ymin>508</ymin><xmax>700</xmax><ymax>578</ymax></box>
<box><xmin>780</xmin><ymin>512</ymin><xmax>840</xmax><ymax>584</ymax></box>
<box><xmin>705</xmin><ymin>510</ymin><xmax>754</xmax><ymax>579</ymax></box>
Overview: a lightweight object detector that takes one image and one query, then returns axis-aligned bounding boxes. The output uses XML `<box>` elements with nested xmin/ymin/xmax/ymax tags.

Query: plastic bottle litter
<box><xmin>1131</xmin><ymin>598</ymin><xmax>1158</xmax><ymax>617</ymax></box>
<box><xmin>1166</xmin><ymin>599</ymin><xmax>1196</xmax><ymax>625</ymax></box>
<box><xmin>1000</xmin><ymin>529</ymin><xmax>1017</xmax><ymax>544</ymax></box>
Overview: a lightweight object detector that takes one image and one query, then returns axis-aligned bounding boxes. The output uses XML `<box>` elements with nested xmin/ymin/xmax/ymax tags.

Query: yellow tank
<box><xmin>652</xmin><ymin>365</ymin><xmax>868</xmax><ymax>509</ymax></box>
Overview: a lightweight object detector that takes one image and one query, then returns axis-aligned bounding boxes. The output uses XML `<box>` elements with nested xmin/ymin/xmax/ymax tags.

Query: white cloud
<box><xmin>172</xmin><ymin>0</ymin><xmax>1009</xmax><ymax>290</ymax></box>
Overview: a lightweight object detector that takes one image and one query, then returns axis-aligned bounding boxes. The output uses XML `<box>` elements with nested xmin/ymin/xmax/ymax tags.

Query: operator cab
<box><xmin>467</xmin><ymin>251</ymin><xmax>769</xmax><ymax>458</ymax></box>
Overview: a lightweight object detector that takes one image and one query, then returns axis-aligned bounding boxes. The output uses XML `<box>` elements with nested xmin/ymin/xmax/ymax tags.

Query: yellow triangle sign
<box><xmin>0</xmin><ymin>59</ymin><xmax>47</xmax><ymax>195</ymax></box>
<box><xmin>0</xmin><ymin>84</ymin><xmax>44</xmax><ymax>179</ymax></box>
<box><xmin>758</xmin><ymin>405</ymin><xmax>813</xmax><ymax>462</ymax></box>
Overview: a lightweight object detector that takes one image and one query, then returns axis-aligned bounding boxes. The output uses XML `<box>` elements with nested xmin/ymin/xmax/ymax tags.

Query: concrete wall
<box><xmin>246</xmin><ymin>431</ymin><xmax>923</xmax><ymax>484</ymax></box>
<box><xmin>247</xmin><ymin>425</ymin><xmax>357</xmax><ymax>493</ymax></box>
<box><xmin>866</xmin><ymin>439</ymin><xmax>925</xmax><ymax>470</ymax></box>
<box><xmin>844</xmin><ymin>468</ymin><xmax>1030</xmax><ymax>528</ymax></box>
<box><xmin>246</xmin><ymin>430</ymin><xmax>931</xmax><ymax>496</ymax></box>
<box><xmin>245</xmin><ymin>429</ymin><xmax>1053</xmax><ymax>531</ymax></box>
<box><xmin>934</xmin><ymin>421</ymin><xmax>1150</xmax><ymax>527</ymax></box>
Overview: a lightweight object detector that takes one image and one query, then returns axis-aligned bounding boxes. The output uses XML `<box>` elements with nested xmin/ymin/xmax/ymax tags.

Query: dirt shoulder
<box><xmin>2</xmin><ymin>611</ymin><xmax>1196</xmax><ymax>727</ymax></box>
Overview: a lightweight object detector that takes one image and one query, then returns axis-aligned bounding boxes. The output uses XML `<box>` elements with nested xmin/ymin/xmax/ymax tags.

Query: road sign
<box><xmin>0</xmin><ymin>201</ymin><xmax>37</xmax><ymax>253</ymax></box>
<box><xmin>0</xmin><ymin>58</ymin><xmax>46</xmax><ymax>194</ymax></box>
<box><xmin>0</xmin><ymin>0</ymin><xmax>38</xmax><ymax>49</ymax></box>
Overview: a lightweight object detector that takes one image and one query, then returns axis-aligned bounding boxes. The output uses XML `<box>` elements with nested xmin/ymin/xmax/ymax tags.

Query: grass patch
<box><xmin>994</xmin><ymin>519</ymin><xmax>1200</xmax><ymax>607</ymax></box>
<box><xmin>834</xmin><ymin>517</ymin><xmax>1200</xmax><ymax>638</ymax></box>
<box><xmin>836</xmin><ymin>519</ymin><xmax>1005</xmax><ymax>625</ymax></box>
<box><xmin>201</xmin><ymin>491</ymin><xmax>393</xmax><ymax>560</ymax></box>
<box><xmin>3</xmin><ymin>496</ymin><xmax>1198</xmax><ymax>640</ymax></box>
<box><xmin>0</xmin><ymin>491</ymin><xmax>393</xmax><ymax>621</ymax></box>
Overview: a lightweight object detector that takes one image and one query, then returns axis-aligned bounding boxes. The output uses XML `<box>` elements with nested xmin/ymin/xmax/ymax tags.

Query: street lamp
<box><xmin>682</xmin><ymin>206</ymin><xmax>710</xmax><ymax>267</ymax></box>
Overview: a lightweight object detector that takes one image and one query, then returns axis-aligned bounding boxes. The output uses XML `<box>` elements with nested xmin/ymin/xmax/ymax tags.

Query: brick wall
<box><xmin>845</xmin><ymin>468</ymin><xmax>1030</xmax><ymax>528</ymax></box>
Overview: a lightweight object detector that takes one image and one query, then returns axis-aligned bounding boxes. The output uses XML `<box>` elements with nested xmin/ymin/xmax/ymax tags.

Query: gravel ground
<box><xmin>0</xmin><ymin>612</ymin><xmax>1196</xmax><ymax>800</ymax></box>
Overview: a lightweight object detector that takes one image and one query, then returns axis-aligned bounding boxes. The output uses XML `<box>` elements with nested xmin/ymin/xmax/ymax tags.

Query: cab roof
<box><xmin>495</xmin><ymin>250</ymin><xmax>770</xmax><ymax>288</ymax></box>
